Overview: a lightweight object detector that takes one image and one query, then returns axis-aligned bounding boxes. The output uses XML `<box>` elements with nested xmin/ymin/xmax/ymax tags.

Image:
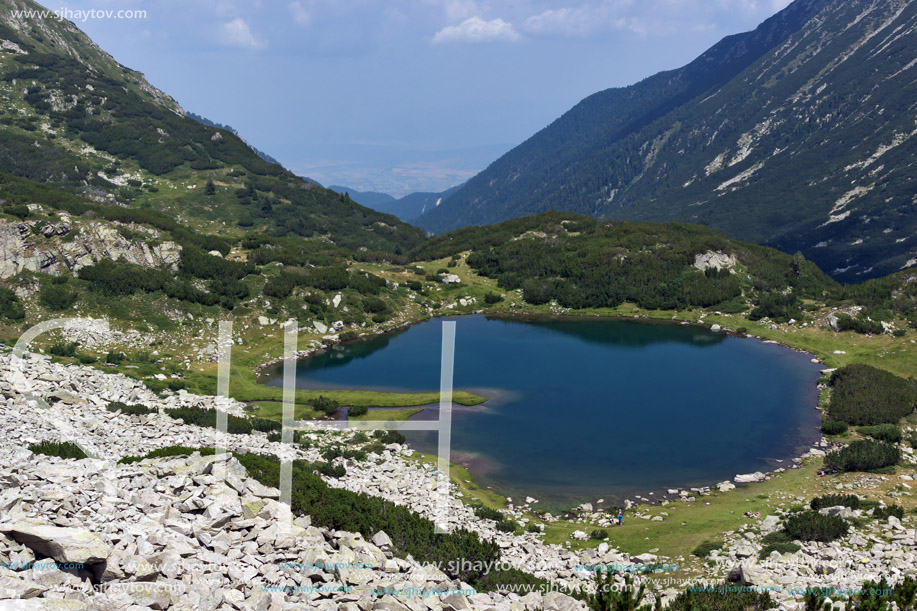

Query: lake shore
<box><xmin>254</xmin><ymin>309</ymin><xmax>829</xmax><ymax>515</ymax></box>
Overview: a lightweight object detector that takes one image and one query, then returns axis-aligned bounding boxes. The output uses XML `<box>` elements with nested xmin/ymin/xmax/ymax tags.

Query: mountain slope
<box><xmin>0</xmin><ymin>0</ymin><xmax>425</xmax><ymax>253</ymax></box>
<box><xmin>331</xmin><ymin>184</ymin><xmax>461</xmax><ymax>223</ymax></box>
<box><xmin>328</xmin><ymin>186</ymin><xmax>397</xmax><ymax>211</ymax></box>
<box><xmin>417</xmin><ymin>0</ymin><xmax>917</xmax><ymax>282</ymax></box>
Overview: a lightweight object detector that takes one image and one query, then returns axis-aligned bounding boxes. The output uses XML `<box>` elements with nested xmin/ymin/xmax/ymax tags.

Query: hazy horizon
<box><xmin>51</xmin><ymin>0</ymin><xmax>791</xmax><ymax>195</ymax></box>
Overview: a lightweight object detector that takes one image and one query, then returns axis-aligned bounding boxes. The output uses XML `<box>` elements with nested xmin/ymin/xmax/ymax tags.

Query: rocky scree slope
<box><xmin>1</xmin><ymin>345</ymin><xmax>917</xmax><ymax>608</ymax></box>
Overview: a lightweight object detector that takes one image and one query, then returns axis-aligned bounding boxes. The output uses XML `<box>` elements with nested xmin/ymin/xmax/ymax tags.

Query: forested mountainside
<box><xmin>412</xmin><ymin>211</ymin><xmax>917</xmax><ymax>327</ymax></box>
<box><xmin>416</xmin><ymin>0</ymin><xmax>917</xmax><ymax>283</ymax></box>
<box><xmin>0</xmin><ymin>0</ymin><xmax>425</xmax><ymax>253</ymax></box>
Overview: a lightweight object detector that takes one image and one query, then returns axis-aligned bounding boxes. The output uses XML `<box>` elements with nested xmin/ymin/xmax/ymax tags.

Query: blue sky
<box><xmin>50</xmin><ymin>0</ymin><xmax>791</xmax><ymax>195</ymax></box>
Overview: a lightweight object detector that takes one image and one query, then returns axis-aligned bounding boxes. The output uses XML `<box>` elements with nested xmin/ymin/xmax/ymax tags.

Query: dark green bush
<box><xmin>821</xmin><ymin>421</ymin><xmax>848</xmax><ymax>435</ymax></box>
<box><xmin>165</xmin><ymin>406</ymin><xmax>254</xmax><ymax>434</ymax></box>
<box><xmin>362</xmin><ymin>296</ymin><xmax>386</xmax><ymax>313</ymax></box>
<box><xmin>589</xmin><ymin>529</ymin><xmax>608</xmax><ymax>540</ymax></box>
<box><xmin>749</xmin><ymin>292</ymin><xmax>802</xmax><ymax>322</ymax></box>
<box><xmin>668</xmin><ymin>583</ymin><xmax>774</xmax><ymax>611</ymax></box>
<box><xmin>373</xmin><ymin>429</ymin><xmax>405</xmax><ymax>445</ymax></box>
<box><xmin>348</xmin><ymin>405</ymin><xmax>368</xmax><ymax>417</ymax></box>
<box><xmin>48</xmin><ymin>340</ymin><xmax>78</xmax><ymax>357</ymax></box>
<box><xmin>484</xmin><ymin>292</ymin><xmax>504</xmax><ymax>305</ymax></box>
<box><xmin>310</xmin><ymin>396</ymin><xmax>340</xmax><ymax>416</ymax></box>
<box><xmin>828</xmin><ymin>364</ymin><xmax>916</xmax><ymax>425</ymax></box>
<box><xmin>810</xmin><ymin>494</ymin><xmax>861</xmax><ymax>510</ymax></box>
<box><xmin>118</xmin><ymin>446</ymin><xmax>216</xmax><ymax>464</ymax></box>
<box><xmin>250</xmin><ymin>418</ymin><xmax>282</xmax><ymax>432</ymax></box>
<box><xmin>39</xmin><ymin>283</ymin><xmax>78</xmax><ymax>310</ymax></box>
<box><xmin>342</xmin><ymin>448</ymin><xmax>366</xmax><ymax>461</ymax></box>
<box><xmin>28</xmin><ymin>440</ymin><xmax>88</xmax><ymax>460</ymax></box>
<box><xmin>824</xmin><ymin>440</ymin><xmax>900</xmax><ymax>472</ymax></box>
<box><xmin>834</xmin><ymin>313</ymin><xmax>885</xmax><ymax>335</ymax></box>
<box><xmin>2</xmin><ymin>203</ymin><xmax>31</xmax><ymax>219</ymax></box>
<box><xmin>691</xmin><ymin>540</ymin><xmax>723</xmax><ymax>558</ymax></box>
<box><xmin>758</xmin><ymin>531</ymin><xmax>801</xmax><ymax>558</ymax></box>
<box><xmin>106</xmin><ymin>402</ymin><xmax>156</xmax><ymax>416</ymax></box>
<box><xmin>857</xmin><ymin>424</ymin><xmax>902</xmax><ymax>443</ymax></box>
<box><xmin>0</xmin><ymin>287</ymin><xmax>25</xmax><ymax>320</ymax></box>
<box><xmin>473</xmin><ymin>505</ymin><xmax>504</xmax><ymax>521</ymax></box>
<box><xmin>873</xmin><ymin>505</ymin><xmax>905</xmax><ymax>520</ymax></box>
<box><xmin>784</xmin><ymin>510</ymin><xmax>849</xmax><ymax>542</ymax></box>
<box><xmin>297</xmin><ymin>459</ymin><xmax>346</xmax><ymax>478</ymax></box>
<box><xmin>321</xmin><ymin>446</ymin><xmax>342</xmax><ymax>461</ymax></box>
<box><xmin>266</xmin><ymin>431</ymin><xmax>281</xmax><ymax>443</ymax></box>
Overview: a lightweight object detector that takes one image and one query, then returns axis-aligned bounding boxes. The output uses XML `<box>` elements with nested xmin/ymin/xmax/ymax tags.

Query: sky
<box><xmin>47</xmin><ymin>0</ymin><xmax>792</xmax><ymax>196</ymax></box>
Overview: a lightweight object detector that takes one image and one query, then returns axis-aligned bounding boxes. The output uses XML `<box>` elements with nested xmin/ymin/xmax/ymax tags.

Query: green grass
<box><xmin>180</xmin><ymin>354</ymin><xmax>486</xmax><ymax>411</ymax></box>
<box><xmin>249</xmin><ymin>401</ymin><xmax>322</xmax><ymax>420</ymax></box>
<box><xmin>405</xmin><ymin>451</ymin><xmax>508</xmax><ymax>511</ymax></box>
<box><xmin>542</xmin><ymin>460</ymin><xmax>822</xmax><ymax>560</ymax></box>
<box><xmin>251</xmin><ymin>402</ymin><xmax>423</xmax><ymax>422</ymax></box>
<box><xmin>349</xmin><ymin>408</ymin><xmax>423</xmax><ymax>421</ymax></box>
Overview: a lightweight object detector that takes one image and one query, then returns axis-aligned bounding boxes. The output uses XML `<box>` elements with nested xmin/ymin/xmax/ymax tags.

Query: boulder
<box><xmin>734</xmin><ymin>472</ymin><xmax>765</xmax><ymax>484</ymax></box>
<box><xmin>0</xmin><ymin>520</ymin><xmax>110</xmax><ymax>565</ymax></box>
<box><xmin>372</xmin><ymin>530</ymin><xmax>393</xmax><ymax>548</ymax></box>
<box><xmin>888</xmin><ymin>516</ymin><xmax>905</xmax><ymax>531</ymax></box>
<box><xmin>734</xmin><ymin>544</ymin><xmax>756</xmax><ymax>559</ymax></box>
<box><xmin>0</xmin><ymin>573</ymin><xmax>46</xmax><ymax>599</ymax></box>
<box><xmin>542</xmin><ymin>592</ymin><xmax>584</xmax><ymax>611</ymax></box>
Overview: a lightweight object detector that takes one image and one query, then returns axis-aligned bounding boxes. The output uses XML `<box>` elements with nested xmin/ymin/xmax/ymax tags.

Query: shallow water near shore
<box><xmin>263</xmin><ymin>314</ymin><xmax>822</xmax><ymax>509</ymax></box>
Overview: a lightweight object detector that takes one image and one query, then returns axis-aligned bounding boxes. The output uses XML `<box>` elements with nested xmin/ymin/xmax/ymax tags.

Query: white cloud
<box><xmin>289</xmin><ymin>1</ymin><xmax>311</xmax><ymax>25</ymax></box>
<box><xmin>523</xmin><ymin>7</ymin><xmax>626</xmax><ymax>37</ymax></box>
<box><xmin>432</xmin><ymin>16</ymin><xmax>520</xmax><ymax>43</ymax></box>
<box><xmin>218</xmin><ymin>17</ymin><xmax>265</xmax><ymax>49</ymax></box>
<box><xmin>443</xmin><ymin>0</ymin><xmax>478</xmax><ymax>22</ymax></box>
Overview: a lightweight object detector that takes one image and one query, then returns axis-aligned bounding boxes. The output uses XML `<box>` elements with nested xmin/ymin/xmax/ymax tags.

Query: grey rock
<box><xmin>0</xmin><ymin>520</ymin><xmax>110</xmax><ymax>565</ymax></box>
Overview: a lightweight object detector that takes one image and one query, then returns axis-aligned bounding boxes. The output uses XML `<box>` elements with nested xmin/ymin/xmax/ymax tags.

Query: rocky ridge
<box><xmin>0</xmin><ymin>213</ymin><xmax>180</xmax><ymax>279</ymax></box>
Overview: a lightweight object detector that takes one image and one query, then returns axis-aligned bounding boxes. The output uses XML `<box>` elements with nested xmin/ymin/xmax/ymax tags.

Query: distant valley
<box><xmin>329</xmin><ymin>184</ymin><xmax>462</xmax><ymax>224</ymax></box>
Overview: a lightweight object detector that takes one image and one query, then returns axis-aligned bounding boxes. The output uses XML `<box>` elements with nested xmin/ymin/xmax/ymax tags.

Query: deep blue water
<box><xmin>264</xmin><ymin>315</ymin><xmax>822</xmax><ymax>507</ymax></box>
